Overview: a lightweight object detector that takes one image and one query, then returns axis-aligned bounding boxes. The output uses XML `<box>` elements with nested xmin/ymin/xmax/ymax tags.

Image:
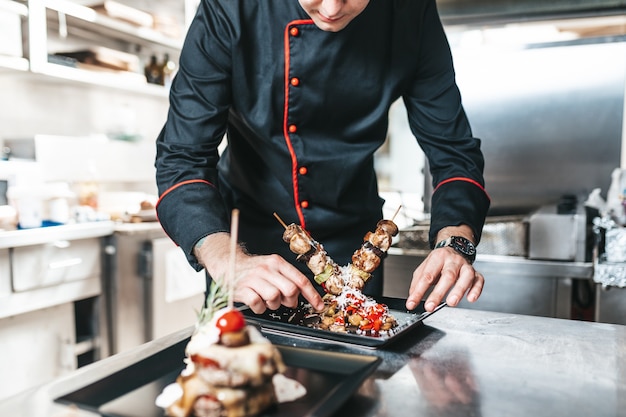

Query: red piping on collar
<box><xmin>434</xmin><ymin>177</ymin><xmax>491</xmax><ymax>200</ymax></box>
<box><xmin>283</xmin><ymin>19</ymin><xmax>314</xmax><ymax>228</ymax></box>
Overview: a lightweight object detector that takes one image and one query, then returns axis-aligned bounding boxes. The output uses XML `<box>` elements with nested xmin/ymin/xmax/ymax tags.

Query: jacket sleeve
<box><xmin>155</xmin><ymin>1</ymin><xmax>233</xmax><ymax>269</ymax></box>
<box><xmin>402</xmin><ymin>0</ymin><xmax>490</xmax><ymax>246</ymax></box>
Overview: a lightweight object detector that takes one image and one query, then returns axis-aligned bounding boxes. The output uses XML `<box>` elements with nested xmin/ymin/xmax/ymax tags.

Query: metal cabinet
<box><xmin>11</xmin><ymin>237</ymin><xmax>100</xmax><ymax>291</ymax></box>
<box><xmin>0</xmin><ymin>303</ymin><xmax>75</xmax><ymax>401</ymax></box>
<box><xmin>383</xmin><ymin>249</ymin><xmax>593</xmax><ymax>319</ymax></box>
<box><xmin>103</xmin><ymin>226</ymin><xmax>206</xmax><ymax>355</ymax></box>
<box><xmin>0</xmin><ymin>224</ymin><xmax>112</xmax><ymax>400</ymax></box>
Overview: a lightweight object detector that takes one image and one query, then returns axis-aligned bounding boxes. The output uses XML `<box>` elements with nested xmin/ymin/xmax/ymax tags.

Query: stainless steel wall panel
<box><xmin>450</xmin><ymin>39</ymin><xmax>626</xmax><ymax>214</ymax></box>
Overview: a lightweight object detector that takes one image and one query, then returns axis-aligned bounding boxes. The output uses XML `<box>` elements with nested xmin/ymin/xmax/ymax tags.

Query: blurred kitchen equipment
<box><xmin>528</xmin><ymin>195</ymin><xmax>587</xmax><ymax>261</ymax></box>
<box><xmin>592</xmin><ymin>216</ymin><xmax>626</xmax><ymax>325</ymax></box>
<box><xmin>397</xmin><ymin>215</ymin><xmax>528</xmax><ymax>257</ymax></box>
<box><xmin>0</xmin><ymin>205</ymin><xmax>17</xmax><ymax>230</ymax></box>
<box><xmin>101</xmin><ymin>226</ymin><xmax>205</xmax><ymax>355</ymax></box>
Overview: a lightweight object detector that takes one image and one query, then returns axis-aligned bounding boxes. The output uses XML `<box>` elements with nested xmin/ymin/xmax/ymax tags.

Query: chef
<box><xmin>155</xmin><ymin>0</ymin><xmax>490</xmax><ymax>314</ymax></box>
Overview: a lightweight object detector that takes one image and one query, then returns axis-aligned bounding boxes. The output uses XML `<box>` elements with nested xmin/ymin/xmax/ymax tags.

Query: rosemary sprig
<box><xmin>196</xmin><ymin>278</ymin><xmax>229</xmax><ymax>329</ymax></box>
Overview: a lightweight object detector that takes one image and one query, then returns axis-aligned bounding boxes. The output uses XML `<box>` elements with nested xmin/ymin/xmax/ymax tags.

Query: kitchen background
<box><xmin>0</xmin><ymin>0</ymin><xmax>625</xmax><ymax>402</ymax></box>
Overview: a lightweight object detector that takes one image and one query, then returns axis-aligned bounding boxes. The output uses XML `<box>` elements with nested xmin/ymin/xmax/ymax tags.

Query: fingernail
<box><xmin>406</xmin><ymin>301</ymin><xmax>416</xmax><ymax>310</ymax></box>
<box><xmin>425</xmin><ymin>302</ymin><xmax>435</xmax><ymax>311</ymax></box>
<box><xmin>448</xmin><ymin>295</ymin><xmax>458</xmax><ymax>306</ymax></box>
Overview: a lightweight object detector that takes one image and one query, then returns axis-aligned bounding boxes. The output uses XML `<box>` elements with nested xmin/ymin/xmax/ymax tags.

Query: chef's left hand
<box><xmin>405</xmin><ymin>225</ymin><xmax>484</xmax><ymax>312</ymax></box>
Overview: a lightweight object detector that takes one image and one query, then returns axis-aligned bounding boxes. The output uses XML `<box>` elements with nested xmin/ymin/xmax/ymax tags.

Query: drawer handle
<box><xmin>53</xmin><ymin>240</ymin><xmax>71</xmax><ymax>249</ymax></box>
<box><xmin>48</xmin><ymin>258</ymin><xmax>82</xmax><ymax>269</ymax></box>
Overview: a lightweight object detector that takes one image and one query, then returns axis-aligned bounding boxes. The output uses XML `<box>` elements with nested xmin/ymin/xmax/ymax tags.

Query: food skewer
<box><xmin>273</xmin><ymin>210</ymin><xmax>401</xmax><ymax>335</ymax></box>
<box><xmin>275</xmin><ymin>208</ymin><xmax>400</xmax><ymax>295</ymax></box>
<box><xmin>227</xmin><ymin>208</ymin><xmax>240</xmax><ymax>310</ymax></box>
<box><xmin>391</xmin><ymin>205</ymin><xmax>402</xmax><ymax>222</ymax></box>
<box><xmin>273</xmin><ymin>212</ymin><xmax>288</xmax><ymax>229</ymax></box>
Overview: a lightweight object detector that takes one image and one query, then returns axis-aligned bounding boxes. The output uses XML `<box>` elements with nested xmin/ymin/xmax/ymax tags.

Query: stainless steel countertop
<box><xmin>0</xmin><ymin>221</ymin><xmax>166</xmax><ymax>249</ymax></box>
<box><xmin>0</xmin><ymin>221</ymin><xmax>116</xmax><ymax>249</ymax></box>
<box><xmin>0</xmin><ymin>306</ymin><xmax>624</xmax><ymax>417</ymax></box>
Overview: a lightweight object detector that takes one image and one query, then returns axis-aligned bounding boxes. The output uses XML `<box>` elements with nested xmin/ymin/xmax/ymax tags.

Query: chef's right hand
<box><xmin>195</xmin><ymin>233</ymin><xmax>324</xmax><ymax>314</ymax></box>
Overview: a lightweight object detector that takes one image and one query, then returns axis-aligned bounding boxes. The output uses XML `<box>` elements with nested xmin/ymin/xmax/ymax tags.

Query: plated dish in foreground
<box><xmin>156</xmin><ymin>283</ymin><xmax>306</xmax><ymax>417</ymax></box>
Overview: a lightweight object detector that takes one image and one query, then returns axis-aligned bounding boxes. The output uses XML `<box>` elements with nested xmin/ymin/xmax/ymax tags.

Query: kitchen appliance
<box><xmin>385</xmin><ymin>199</ymin><xmax>594</xmax><ymax>319</ymax></box>
<box><xmin>102</xmin><ymin>224</ymin><xmax>206</xmax><ymax>355</ymax></box>
<box><xmin>528</xmin><ymin>196</ymin><xmax>587</xmax><ymax>262</ymax></box>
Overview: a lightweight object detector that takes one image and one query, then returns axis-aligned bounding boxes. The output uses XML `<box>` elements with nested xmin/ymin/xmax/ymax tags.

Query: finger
<box><xmin>256</xmin><ymin>271</ymin><xmax>299</xmax><ymax>309</ymax></box>
<box><xmin>236</xmin><ymin>286</ymin><xmax>267</xmax><ymax>314</ymax></box>
<box><xmin>406</xmin><ymin>261</ymin><xmax>442</xmax><ymax>311</ymax></box>
<box><xmin>416</xmin><ymin>250</ymin><xmax>464</xmax><ymax>311</ymax></box>
<box><xmin>258</xmin><ymin>254</ymin><xmax>324</xmax><ymax>310</ymax></box>
<box><xmin>424</xmin><ymin>263</ymin><xmax>459</xmax><ymax>312</ymax></box>
<box><xmin>444</xmin><ymin>264</ymin><xmax>476</xmax><ymax>307</ymax></box>
<box><xmin>283</xmin><ymin>267</ymin><xmax>324</xmax><ymax>310</ymax></box>
<box><xmin>236</xmin><ymin>255</ymin><xmax>301</xmax><ymax>310</ymax></box>
<box><xmin>273</xmin><ymin>263</ymin><xmax>311</xmax><ymax>308</ymax></box>
<box><xmin>246</xmin><ymin>278</ymin><xmax>283</xmax><ymax>310</ymax></box>
<box><xmin>466</xmin><ymin>271</ymin><xmax>484</xmax><ymax>302</ymax></box>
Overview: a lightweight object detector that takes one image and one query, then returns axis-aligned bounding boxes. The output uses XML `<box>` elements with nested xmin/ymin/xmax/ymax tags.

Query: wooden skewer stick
<box><xmin>391</xmin><ymin>205</ymin><xmax>402</xmax><ymax>222</ymax></box>
<box><xmin>273</xmin><ymin>212</ymin><xmax>289</xmax><ymax>229</ymax></box>
<box><xmin>227</xmin><ymin>208</ymin><xmax>240</xmax><ymax>310</ymax></box>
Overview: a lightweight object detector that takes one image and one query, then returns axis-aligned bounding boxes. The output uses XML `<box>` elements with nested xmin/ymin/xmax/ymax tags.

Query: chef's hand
<box><xmin>195</xmin><ymin>233</ymin><xmax>324</xmax><ymax>314</ymax></box>
<box><xmin>406</xmin><ymin>225</ymin><xmax>484</xmax><ymax>312</ymax></box>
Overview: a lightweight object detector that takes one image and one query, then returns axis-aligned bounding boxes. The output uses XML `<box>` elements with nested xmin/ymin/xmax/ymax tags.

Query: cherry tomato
<box><xmin>215</xmin><ymin>309</ymin><xmax>246</xmax><ymax>333</ymax></box>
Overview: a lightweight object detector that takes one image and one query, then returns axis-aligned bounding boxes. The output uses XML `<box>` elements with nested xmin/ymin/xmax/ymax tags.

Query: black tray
<box><xmin>242</xmin><ymin>296</ymin><xmax>445</xmax><ymax>349</ymax></box>
<box><xmin>56</xmin><ymin>338</ymin><xmax>381</xmax><ymax>417</ymax></box>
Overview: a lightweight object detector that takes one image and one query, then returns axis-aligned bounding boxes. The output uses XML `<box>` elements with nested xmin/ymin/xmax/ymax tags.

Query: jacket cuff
<box><xmin>429</xmin><ymin>180</ymin><xmax>490</xmax><ymax>248</ymax></box>
<box><xmin>156</xmin><ymin>182</ymin><xmax>230</xmax><ymax>270</ymax></box>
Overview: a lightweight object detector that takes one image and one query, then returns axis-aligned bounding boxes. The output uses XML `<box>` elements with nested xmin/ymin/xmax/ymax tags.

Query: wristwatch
<box><xmin>434</xmin><ymin>236</ymin><xmax>476</xmax><ymax>264</ymax></box>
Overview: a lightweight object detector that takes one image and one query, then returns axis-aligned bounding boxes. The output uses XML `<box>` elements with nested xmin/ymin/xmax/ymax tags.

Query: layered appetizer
<box><xmin>156</xmin><ymin>282</ymin><xmax>305</xmax><ymax>417</ymax></box>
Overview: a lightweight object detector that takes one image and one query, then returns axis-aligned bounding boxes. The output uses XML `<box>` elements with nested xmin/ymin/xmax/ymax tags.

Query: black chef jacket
<box><xmin>155</xmin><ymin>0</ymin><xmax>490</xmax><ymax>292</ymax></box>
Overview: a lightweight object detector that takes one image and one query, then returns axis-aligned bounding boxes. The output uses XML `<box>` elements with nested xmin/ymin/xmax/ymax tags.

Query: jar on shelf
<box><xmin>144</xmin><ymin>55</ymin><xmax>163</xmax><ymax>85</ymax></box>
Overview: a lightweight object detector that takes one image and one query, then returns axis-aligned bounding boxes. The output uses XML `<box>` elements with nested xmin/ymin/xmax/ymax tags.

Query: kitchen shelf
<box><xmin>21</xmin><ymin>0</ymin><xmax>186</xmax><ymax>96</ymax></box>
<box><xmin>0</xmin><ymin>0</ymin><xmax>27</xmax><ymax>15</ymax></box>
<box><xmin>34</xmin><ymin>61</ymin><xmax>170</xmax><ymax>96</ymax></box>
<box><xmin>42</xmin><ymin>0</ymin><xmax>183</xmax><ymax>52</ymax></box>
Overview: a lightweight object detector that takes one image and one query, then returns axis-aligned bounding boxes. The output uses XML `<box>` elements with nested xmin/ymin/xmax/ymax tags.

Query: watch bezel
<box><xmin>435</xmin><ymin>236</ymin><xmax>476</xmax><ymax>263</ymax></box>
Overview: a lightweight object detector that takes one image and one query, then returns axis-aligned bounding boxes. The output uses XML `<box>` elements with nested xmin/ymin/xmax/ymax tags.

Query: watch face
<box><xmin>451</xmin><ymin>236</ymin><xmax>476</xmax><ymax>256</ymax></box>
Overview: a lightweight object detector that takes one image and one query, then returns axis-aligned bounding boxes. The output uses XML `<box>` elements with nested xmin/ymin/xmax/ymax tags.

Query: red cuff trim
<box><xmin>434</xmin><ymin>177</ymin><xmax>490</xmax><ymax>201</ymax></box>
<box><xmin>156</xmin><ymin>179</ymin><xmax>215</xmax><ymax>208</ymax></box>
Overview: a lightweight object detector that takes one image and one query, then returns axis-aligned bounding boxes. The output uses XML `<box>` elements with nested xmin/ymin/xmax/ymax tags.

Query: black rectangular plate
<box><xmin>56</xmin><ymin>340</ymin><xmax>381</xmax><ymax>417</ymax></box>
<box><xmin>242</xmin><ymin>296</ymin><xmax>445</xmax><ymax>348</ymax></box>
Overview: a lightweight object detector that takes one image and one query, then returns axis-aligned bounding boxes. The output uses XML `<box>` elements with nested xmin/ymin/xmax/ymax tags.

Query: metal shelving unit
<box><xmin>16</xmin><ymin>0</ymin><xmax>190</xmax><ymax>97</ymax></box>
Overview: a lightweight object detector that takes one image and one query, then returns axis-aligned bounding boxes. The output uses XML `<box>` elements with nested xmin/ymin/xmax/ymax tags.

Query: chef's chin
<box><xmin>310</xmin><ymin>15</ymin><xmax>352</xmax><ymax>32</ymax></box>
